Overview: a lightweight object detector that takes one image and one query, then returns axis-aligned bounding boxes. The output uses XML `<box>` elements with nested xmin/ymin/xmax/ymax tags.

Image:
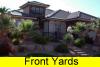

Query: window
<box><xmin>31</xmin><ymin>7</ymin><xmax>35</xmax><ymax>13</ymax></box>
<box><xmin>39</xmin><ymin>8</ymin><xmax>43</xmax><ymax>14</ymax></box>
<box><xmin>30</xmin><ymin>7</ymin><xmax>45</xmax><ymax>17</ymax></box>
<box><xmin>35</xmin><ymin>8</ymin><xmax>40</xmax><ymax>13</ymax></box>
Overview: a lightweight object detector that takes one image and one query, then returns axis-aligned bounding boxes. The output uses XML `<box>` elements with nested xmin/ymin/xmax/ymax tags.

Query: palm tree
<box><xmin>0</xmin><ymin>7</ymin><xmax>13</xmax><ymax>38</ymax></box>
<box><xmin>0</xmin><ymin>7</ymin><xmax>11</xmax><ymax>32</ymax></box>
<box><xmin>18</xmin><ymin>20</ymin><xmax>33</xmax><ymax>40</ymax></box>
<box><xmin>0</xmin><ymin>7</ymin><xmax>9</xmax><ymax>14</ymax></box>
<box><xmin>0</xmin><ymin>15</ymin><xmax>13</xmax><ymax>37</ymax></box>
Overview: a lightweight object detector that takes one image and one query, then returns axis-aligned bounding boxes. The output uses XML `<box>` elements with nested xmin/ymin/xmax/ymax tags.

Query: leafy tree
<box><xmin>72</xmin><ymin>22</ymin><xmax>86</xmax><ymax>33</ymax></box>
<box><xmin>95</xmin><ymin>19</ymin><xmax>100</xmax><ymax>29</ymax></box>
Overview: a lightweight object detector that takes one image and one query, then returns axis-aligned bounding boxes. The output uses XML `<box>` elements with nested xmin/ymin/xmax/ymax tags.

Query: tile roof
<box><xmin>20</xmin><ymin>1</ymin><xmax>49</xmax><ymax>8</ymax></box>
<box><xmin>17</xmin><ymin>1</ymin><xmax>97</xmax><ymax>21</ymax></box>
<box><xmin>11</xmin><ymin>9</ymin><xmax>97</xmax><ymax>21</ymax></box>
<box><xmin>67</xmin><ymin>11</ymin><xmax>97</xmax><ymax>20</ymax></box>
<box><xmin>45</xmin><ymin>9</ymin><xmax>54</xmax><ymax>16</ymax></box>
<box><xmin>10</xmin><ymin>10</ymin><xmax>23</xmax><ymax>16</ymax></box>
<box><xmin>10</xmin><ymin>10</ymin><xmax>29</xmax><ymax>17</ymax></box>
<box><xmin>67</xmin><ymin>11</ymin><xmax>80</xmax><ymax>19</ymax></box>
<box><xmin>46</xmin><ymin>9</ymin><xmax>97</xmax><ymax>20</ymax></box>
<box><xmin>46</xmin><ymin>9</ymin><xmax>70</xmax><ymax>19</ymax></box>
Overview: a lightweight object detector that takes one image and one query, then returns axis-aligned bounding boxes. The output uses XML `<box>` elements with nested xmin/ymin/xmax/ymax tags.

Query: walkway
<box><xmin>68</xmin><ymin>45</ymin><xmax>91</xmax><ymax>56</ymax></box>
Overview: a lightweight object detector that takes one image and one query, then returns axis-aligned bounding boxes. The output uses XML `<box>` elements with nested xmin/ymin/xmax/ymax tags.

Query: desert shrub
<box><xmin>18</xmin><ymin>20</ymin><xmax>33</xmax><ymax>32</ymax></box>
<box><xmin>74</xmin><ymin>38</ymin><xmax>86</xmax><ymax>48</ymax></box>
<box><xmin>32</xmin><ymin>34</ymin><xmax>50</xmax><ymax>45</ymax></box>
<box><xmin>11</xmin><ymin>30</ymin><xmax>22</xmax><ymax>45</ymax></box>
<box><xmin>54</xmin><ymin>44</ymin><xmax>69</xmax><ymax>53</ymax></box>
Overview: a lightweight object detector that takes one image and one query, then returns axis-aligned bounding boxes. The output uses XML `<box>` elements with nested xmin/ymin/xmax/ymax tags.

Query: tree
<box><xmin>18</xmin><ymin>20</ymin><xmax>37</xmax><ymax>40</ymax></box>
<box><xmin>0</xmin><ymin>15</ymin><xmax>14</xmax><ymax>34</ymax></box>
<box><xmin>95</xmin><ymin>19</ymin><xmax>100</xmax><ymax>29</ymax></box>
<box><xmin>72</xmin><ymin>22</ymin><xmax>87</xmax><ymax>33</ymax></box>
<box><xmin>0</xmin><ymin>7</ymin><xmax>9</xmax><ymax>14</ymax></box>
<box><xmin>18</xmin><ymin>20</ymin><xmax>33</xmax><ymax>32</ymax></box>
<box><xmin>0</xmin><ymin>7</ymin><xmax>11</xmax><ymax>33</ymax></box>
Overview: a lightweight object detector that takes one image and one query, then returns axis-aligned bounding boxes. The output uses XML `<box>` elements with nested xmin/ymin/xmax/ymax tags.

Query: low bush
<box><xmin>54</xmin><ymin>44</ymin><xmax>69</xmax><ymax>53</ymax></box>
<box><xmin>74</xmin><ymin>38</ymin><xmax>86</xmax><ymax>48</ymax></box>
<box><xmin>32</xmin><ymin>34</ymin><xmax>50</xmax><ymax>45</ymax></box>
<box><xmin>11</xmin><ymin>30</ymin><xmax>22</xmax><ymax>45</ymax></box>
<box><xmin>63</xmin><ymin>33</ymin><xmax>73</xmax><ymax>43</ymax></box>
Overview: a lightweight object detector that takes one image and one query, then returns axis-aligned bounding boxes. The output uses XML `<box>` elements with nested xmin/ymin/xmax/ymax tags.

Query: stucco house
<box><xmin>10</xmin><ymin>1</ymin><xmax>97</xmax><ymax>40</ymax></box>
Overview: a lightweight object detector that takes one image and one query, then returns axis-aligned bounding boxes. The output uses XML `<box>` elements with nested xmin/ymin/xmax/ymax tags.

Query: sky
<box><xmin>0</xmin><ymin>0</ymin><xmax>99</xmax><ymax>17</ymax></box>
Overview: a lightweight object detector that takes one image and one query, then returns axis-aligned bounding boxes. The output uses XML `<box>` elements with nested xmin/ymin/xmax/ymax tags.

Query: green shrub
<box><xmin>54</xmin><ymin>44</ymin><xmax>69</xmax><ymax>53</ymax></box>
<box><xmin>74</xmin><ymin>22</ymin><xmax>86</xmax><ymax>31</ymax></box>
<box><xmin>74</xmin><ymin>38</ymin><xmax>86</xmax><ymax>48</ymax></box>
<box><xmin>11</xmin><ymin>30</ymin><xmax>22</xmax><ymax>45</ymax></box>
<box><xmin>32</xmin><ymin>34</ymin><xmax>50</xmax><ymax>45</ymax></box>
<box><xmin>64</xmin><ymin>33</ymin><xmax>73</xmax><ymax>41</ymax></box>
<box><xmin>18</xmin><ymin>20</ymin><xmax>33</xmax><ymax>32</ymax></box>
<box><xmin>63</xmin><ymin>33</ymin><xmax>73</xmax><ymax>43</ymax></box>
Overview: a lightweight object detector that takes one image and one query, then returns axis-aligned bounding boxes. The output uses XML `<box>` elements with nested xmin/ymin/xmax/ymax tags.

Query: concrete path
<box><xmin>68</xmin><ymin>45</ymin><xmax>90</xmax><ymax>56</ymax></box>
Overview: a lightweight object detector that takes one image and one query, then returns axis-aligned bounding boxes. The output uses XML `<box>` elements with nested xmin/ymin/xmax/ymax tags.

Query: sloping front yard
<box><xmin>14</xmin><ymin>41</ymin><xmax>72</xmax><ymax>56</ymax></box>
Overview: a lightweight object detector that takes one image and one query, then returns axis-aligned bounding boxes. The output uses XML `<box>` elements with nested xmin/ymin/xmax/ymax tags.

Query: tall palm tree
<box><xmin>0</xmin><ymin>7</ymin><xmax>11</xmax><ymax>31</ymax></box>
<box><xmin>0</xmin><ymin>7</ymin><xmax>13</xmax><ymax>38</ymax></box>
